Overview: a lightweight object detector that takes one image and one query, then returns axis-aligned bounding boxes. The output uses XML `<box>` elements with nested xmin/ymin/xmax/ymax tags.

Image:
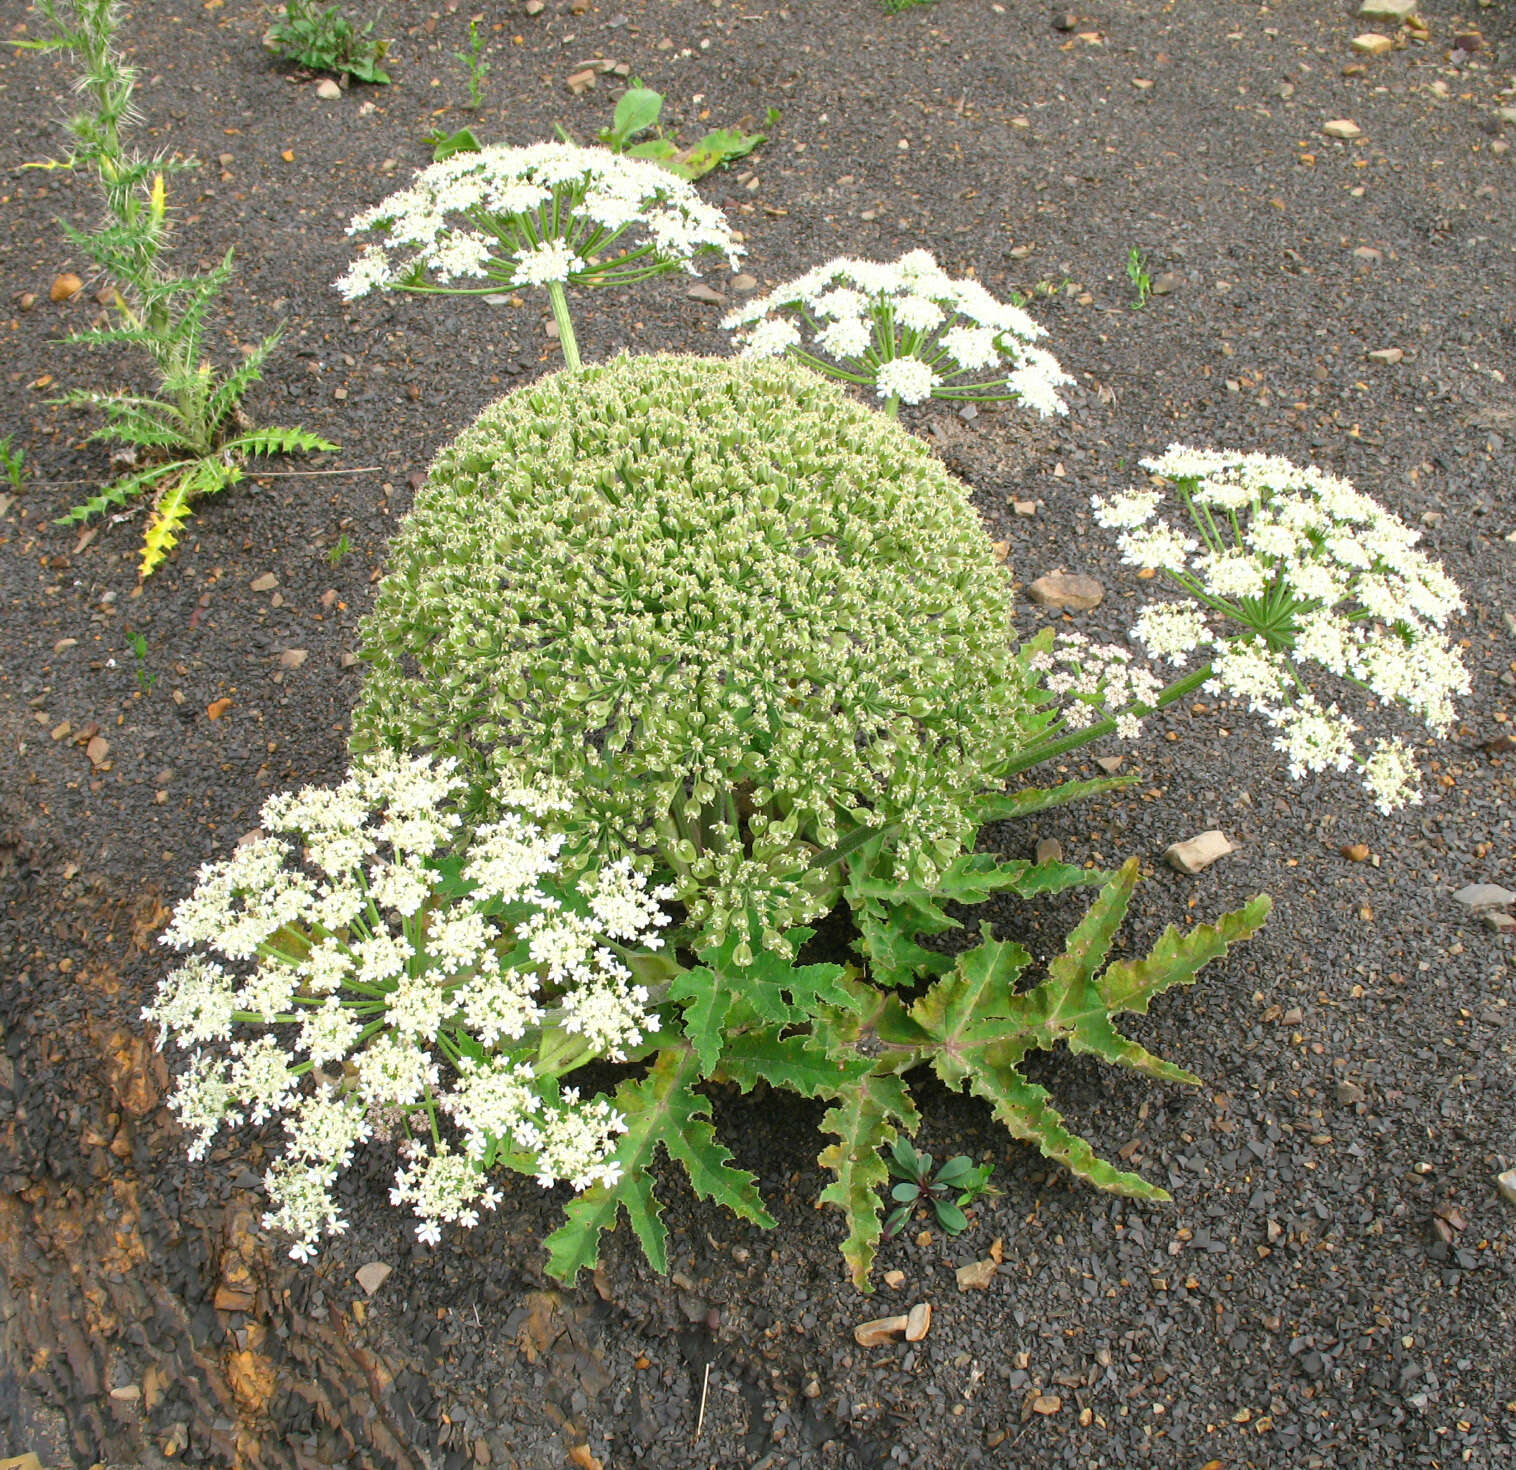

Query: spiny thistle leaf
<box><xmin>543</xmin><ymin>1047</ymin><xmax>771</xmax><ymax>1283</ymax></box>
<box><xmin>54</xmin><ymin>458</ymin><xmax>183</xmax><ymax>524</ymax></box>
<box><xmin>225</xmin><ymin>426</ymin><xmax>339</xmax><ymax>458</ymax></box>
<box><xmin>817</xmin><ymin>1071</ymin><xmax>920</xmax><ymax>1291</ymax></box>
<box><xmin>139</xmin><ymin>475</ymin><xmax>194</xmax><ymax>579</ymax></box>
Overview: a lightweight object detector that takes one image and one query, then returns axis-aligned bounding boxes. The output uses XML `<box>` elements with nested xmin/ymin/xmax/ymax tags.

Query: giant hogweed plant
<box><xmin>335</xmin><ymin>354</ymin><xmax>1274</xmax><ymax>1286</ymax></box>
<box><xmin>26</xmin><ymin>0</ymin><xmax>334</xmax><ymax>576</ymax></box>
<box><xmin>149</xmin><ymin>342</ymin><xmax>1466</xmax><ymax>1286</ymax></box>
<box><xmin>143</xmin><ymin>191</ymin><xmax>1471</xmax><ymax>1287</ymax></box>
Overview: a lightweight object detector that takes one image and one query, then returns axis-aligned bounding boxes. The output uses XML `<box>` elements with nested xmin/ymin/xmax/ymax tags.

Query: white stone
<box><xmin>1164</xmin><ymin>830</ymin><xmax>1236</xmax><ymax>875</ymax></box>
<box><xmin>316</xmin><ymin>78</ymin><xmax>342</xmax><ymax>100</ymax></box>
<box><xmin>1358</xmin><ymin>0</ymin><xmax>1417</xmax><ymax>22</ymax></box>
<box><xmin>1452</xmin><ymin>883</ymin><xmax>1515</xmax><ymax>909</ymax></box>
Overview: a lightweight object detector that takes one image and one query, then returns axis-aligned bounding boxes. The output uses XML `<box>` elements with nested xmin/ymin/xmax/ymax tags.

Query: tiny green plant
<box><xmin>880</xmin><ymin>0</ymin><xmax>938</xmax><ymax>12</ymax></box>
<box><xmin>124</xmin><ymin>628</ymin><xmax>156</xmax><ymax>693</ymax></box>
<box><xmin>0</xmin><ymin>435</ymin><xmax>25</xmax><ymax>493</ymax></box>
<box><xmin>26</xmin><ymin>0</ymin><xmax>335</xmax><ymax>576</ymax></box>
<box><xmin>883</xmin><ymin>1139</ymin><xmax>995</xmax><ymax>1238</ymax></box>
<box><xmin>266</xmin><ymin>0</ymin><xmax>391</xmax><ymax>84</ymax></box>
<box><xmin>425</xmin><ymin>125</ymin><xmax>481</xmax><ymax>162</ymax></box>
<box><xmin>455</xmin><ymin>17</ymin><xmax>489</xmax><ymax>110</ymax></box>
<box><xmin>326</xmin><ymin>531</ymin><xmax>352</xmax><ymax>566</ymax></box>
<box><xmin>1126</xmin><ymin>246</ymin><xmax>1153</xmax><ymax>309</ymax></box>
<box><xmin>596</xmin><ymin>80</ymin><xmax>776</xmax><ymax>181</ymax></box>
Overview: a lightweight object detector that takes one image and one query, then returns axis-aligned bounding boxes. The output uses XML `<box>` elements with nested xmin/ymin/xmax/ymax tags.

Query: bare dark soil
<box><xmin>0</xmin><ymin>2</ymin><xmax>1513</xmax><ymax>1468</ymax></box>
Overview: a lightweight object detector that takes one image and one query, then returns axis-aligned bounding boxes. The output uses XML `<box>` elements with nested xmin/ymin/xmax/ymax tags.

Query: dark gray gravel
<box><xmin>0</xmin><ymin>1</ymin><xmax>1511</xmax><ymax>1467</ymax></box>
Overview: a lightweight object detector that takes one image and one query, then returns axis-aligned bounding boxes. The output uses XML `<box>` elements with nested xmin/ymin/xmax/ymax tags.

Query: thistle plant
<box><xmin>27</xmin><ymin>0</ymin><xmax>335</xmax><ymax>576</ymax></box>
<box><xmin>721</xmin><ymin>250</ymin><xmax>1073</xmax><ymax>418</ymax></box>
<box><xmin>337</xmin><ymin>143</ymin><xmax>742</xmax><ymax>369</ymax></box>
<box><xmin>1082</xmin><ymin>446</ymin><xmax>1469</xmax><ymax>812</ymax></box>
<box><xmin>145</xmin><ymin>751</ymin><xmax>677</xmax><ymax>1259</ymax></box>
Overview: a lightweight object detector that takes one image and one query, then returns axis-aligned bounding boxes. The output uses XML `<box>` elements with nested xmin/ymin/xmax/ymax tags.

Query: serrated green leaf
<box><xmin>718</xmin><ymin>1028</ymin><xmax>872</xmax><ymax>1098</ymax></box>
<box><xmin>909</xmin><ymin>927</ymin><xmax>1032</xmax><ymax>1078</ymax></box>
<box><xmin>692</xmin><ymin>928</ymin><xmax>858</xmax><ymax>1031</ymax></box>
<box><xmin>853</xmin><ymin>899</ymin><xmax>953</xmax><ymax>988</ymax></box>
<box><xmin>971</xmin><ymin>774</ymin><xmax>1136</xmax><ymax>826</ymax></box>
<box><xmin>967</xmin><ymin>1044</ymin><xmax>1170</xmax><ymax>1201</ymax></box>
<box><xmin>543</xmin><ymin>1046</ymin><xmax>771</xmax><ymax>1284</ymax></box>
<box><xmin>665</xmin><ymin>964</ymin><xmax>730</xmax><ymax>1073</ymax></box>
<box><xmin>817</xmin><ymin>1071</ymin><xmax>919</xmax><ymax>1290</ymax></box>
<box><xmin>1099</xmin><ymin>893</ymin><xmax>1273</xmax><ymax>1017</ymax></box>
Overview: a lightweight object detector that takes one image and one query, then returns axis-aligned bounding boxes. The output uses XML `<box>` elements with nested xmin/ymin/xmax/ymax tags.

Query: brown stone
<box><xmin>1027</xmin><ymin>572</ymin><xmax>1103</xmax><ymax>611</ymax></box>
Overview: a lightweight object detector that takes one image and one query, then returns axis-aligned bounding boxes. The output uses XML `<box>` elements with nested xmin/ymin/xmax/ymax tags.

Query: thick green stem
<box><xmin>546</xmin><ymin>280</ymin><xmax>582</xmax><ymax>370</ymax></box>
<box><xmin>997</xmin><ymin>661</ymin><xmax>1215</xmax><ymax>780</ymax></box>
<box><xmin>883</xmin><ymin>393</ymin><xmax>900</xmax><ymax>419</ymax></box>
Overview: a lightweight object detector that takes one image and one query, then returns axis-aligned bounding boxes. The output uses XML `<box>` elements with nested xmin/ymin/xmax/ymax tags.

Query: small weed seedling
<box><xmin>124</xmin><ymin>629</ymin><xmax>156</xmax><ymax>693</ymax></box>
<box><xmin>1126</xmin><ymin>246</ymin><xmax>1153</xmax><ymax>309</ymax></box>
<box><xmin>880</xmin><ymin>0</ymin><xmax>938</xmax><ymax>12</ymax></box>
<box><xmin>883</xmin><ymin>1139</ymin><xmax>996</xmax><ymax>1238</ymax></box>
<box><xmin>595</xmin><ymin>80</ymin><xmax>776</xmax><ymax>181</ymax></box>
<box><xmin>455</xmin><ymin>18</ymin><xmax>489</xmax><ymax>109</ymax></box>
<box><xmin>0</xmin><ymin>435</ymin><xmax>25</xmax><ymax>493</ymax></box>
<box><xmin>267</xmin><ymin>1</ymin><xmax>391</xmax><ymax>84</ymax></box>
<box><xmin>425</xmin><ymin>126</ymin><xmax>481</xmax><ymax>162</ymax></box>
<box><xmin>327</xmin><ymin>531</ymin><xmax>352</xmax><ymax>566</ymax></box>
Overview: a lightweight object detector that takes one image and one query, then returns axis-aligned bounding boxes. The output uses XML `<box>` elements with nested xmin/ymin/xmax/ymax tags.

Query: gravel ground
<box><xmin>0</xmin><ymin>1</ymin><xmax>1512</xmax><ymax>1467</ymax></box>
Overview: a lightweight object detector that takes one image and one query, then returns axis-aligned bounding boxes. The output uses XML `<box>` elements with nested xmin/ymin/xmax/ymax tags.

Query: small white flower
<box><xmin>1361</xmin><ymin>737</ymin><xmax>1423</xmax><ymax>813</ymax></box>
<box><xmin>512</xmin><ymin>239</ymin><xmax>581</xmax><ymax>287</ymax></box>
<box><xmin>874</xmin><ymin>356</ymin><xmax>940</xmax><ymax>405</ymax></box>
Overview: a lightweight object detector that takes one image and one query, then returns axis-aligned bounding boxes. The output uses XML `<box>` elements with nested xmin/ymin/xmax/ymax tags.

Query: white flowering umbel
<box><xmin>721</xmin><ymin>250</ymin><xmax>1072</xmax><ymax>417</ymax></box>
<box><xmin>337</xmin><ymin>141</ymin><xmax>743</xmax><ymax>369</ymax></box>
<box><xmin>1090</xmin><ymin>447</ymin><xmax>1469</xmax><ymax>812</ymax></box>
<box><xmin>144</xmin><ymin>752</ymin><xmax>673</xmax><ymax>1259</ymax></box>
<box><xmin>1028</xmin><ymin>633</ymin><xmax>1165</xmax><ymax>743</ymax></box>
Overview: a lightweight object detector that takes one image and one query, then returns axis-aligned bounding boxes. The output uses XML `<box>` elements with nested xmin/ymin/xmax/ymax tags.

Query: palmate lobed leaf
<box><xmin>670</xmin><ymin>929</ymin><xmax>860</xmax><ymax>1072</ymax></box>
<box><xmin>898</xmin><ymin>859</ymin><xmax>1270</xmax><ymax>1217</ymax></box>
<box><xmin>543</xmin><ymin>1046</ymin><xmax>772</xmax><ymax>1283</ymax></box>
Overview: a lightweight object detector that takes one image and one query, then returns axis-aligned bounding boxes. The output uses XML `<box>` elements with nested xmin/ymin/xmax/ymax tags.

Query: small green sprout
<box><xmin>1126</xmin><ymin>246</ymin><xmax>1153</xmax><ymax>309</ymax></box>
<box><xmin>595</xmin><ymin>80</ymin><xmax>775</xmax><ymax>181</ymax></box>
<box><xmin>0</xmin><ymin>435</ymin><xmax>25</xmax><ymax>493</ymax></box>
<box><xmin>883</xmin><ymin>1138</ymin><xmax>996</xmax><ymax>1238</ymax></box>
<box><xmin>425</xmin><ymin>126</ymin><xmax>482</xmax><ymax>162</ymax></box>
<box><xmin>327</xmin><ymin>531</ymin><xmax>352</xmax><ymax>566</ymax></box>
<box><xmin>125</xmin><ymin>628</ymin><xmax>156</xmax><ymax>693</ymax></box>
<box><xmin>266</xmin><ymin>1</ymin><xmax>391</xmax><ymax>85</ymax></box>
<box><xmin>455</xmin><ymin>18</ymin><xmax>490</xmax><ymax>110</ymax></box>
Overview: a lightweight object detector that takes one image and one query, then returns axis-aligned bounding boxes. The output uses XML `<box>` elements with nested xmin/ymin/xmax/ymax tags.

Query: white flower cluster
<box><xmin>144</xmin><ymin>751</ymin><xmax>674</xmax><ymax>1259</ymax></box>
<box><xmin>336</xmin><ymin>142</ymin><xmax>742</xmax><ymax>300</ymax></box>
<box><xmin>1029</xmin><ymin>633</ymin><xmax>1164</xmax><ymax>741</ymax></box>
<box><xmin>721</xmin><ymin>250</ymin><xmax>1072</xmax><ymax>414</ymax></box>
<box><xmin>1093</xmin><ymin>447</ymin><xmax>1470</xmax><ymax>812</ymax></box>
